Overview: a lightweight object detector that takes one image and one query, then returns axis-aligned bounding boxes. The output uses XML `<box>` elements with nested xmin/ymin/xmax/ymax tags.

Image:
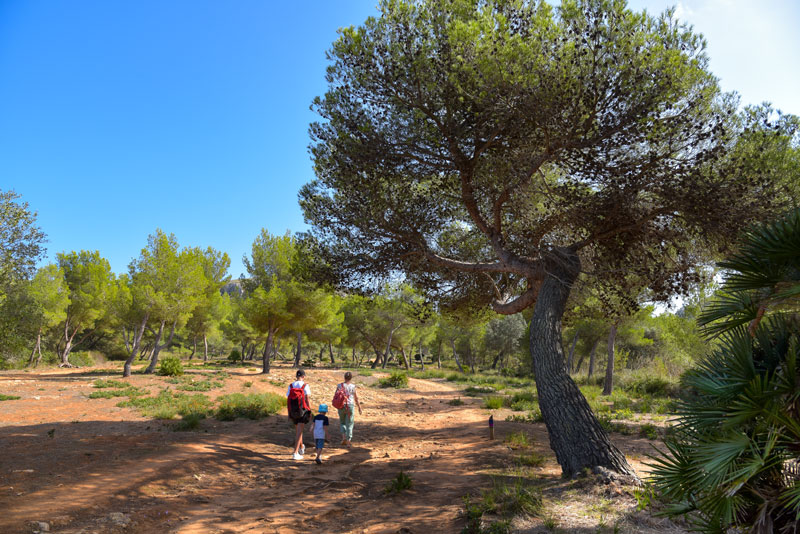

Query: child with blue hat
<box><xmin>312</xmin><ymin>404</ymin><xmax>330</xmax><ymax>464</ymax></box>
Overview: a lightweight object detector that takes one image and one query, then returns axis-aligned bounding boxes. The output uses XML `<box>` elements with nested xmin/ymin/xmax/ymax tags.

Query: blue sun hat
<box><xmin>318</xmin><ymin>404</ymin><xmax>328</xmax><ymax>413</ymax></box>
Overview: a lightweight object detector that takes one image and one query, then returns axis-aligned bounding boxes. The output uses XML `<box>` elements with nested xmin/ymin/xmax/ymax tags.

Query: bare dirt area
<box><xmin>0</xmin><ymin>365</ymin><xmax>687</xmax><ymax>534</ymax></box>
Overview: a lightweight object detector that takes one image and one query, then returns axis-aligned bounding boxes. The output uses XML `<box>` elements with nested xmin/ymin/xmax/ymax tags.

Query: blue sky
<box><xmin>1</xmin><ymin>0</ymin><xmax>798</xmax><ymax>279</ymax></box>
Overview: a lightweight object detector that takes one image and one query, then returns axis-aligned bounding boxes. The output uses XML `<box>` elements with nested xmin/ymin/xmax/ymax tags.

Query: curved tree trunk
<box><xmin>451</xmin><ymin>340</ymin><xmax>465</xmax><ymax>373</ymax></box>
<box><xmin>490</xmin><ymin>350</ymin><xmax>505</xmax><ymax>370</ymax></box>
<box><xmin>262</xmin><ymin>329</ymin><xmax>273</xmax><ymax>374</ymax></box>
<box><xmin>529</xmin><ymin>252</ymin><xmax>636</xmax><ymax>479</ymax></box>
<box><xmin>123</xmin><ymin>313</ymin><xmax>150</xmax><ymax>377</ymax></box>
<box><xmin>602</xmin><ymin>323</ymin><xmax>617</xmax><ymax>396</ymax></box>
<box><xmin>328</xmin><ymin>342</ymin><xmax>335</xmax><ymax>365</ymax></box>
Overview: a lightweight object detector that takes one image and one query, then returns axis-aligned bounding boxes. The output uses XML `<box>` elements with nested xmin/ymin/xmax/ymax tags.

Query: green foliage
<box><xmin>518</xmin><ymin>450</ymin><xmax>545</xmax><ymax>468</ymax></box>
<box><xmin>639</xmin><ymin>423</ymin><xmax>659</xmax><ymax>440</ymax></box>
<box><xmin>215</xmin><ymin>392</ymin><xmax>285</xmax><ymax>420</ymax></box>
<box><xmin>88</xmin><ymin>385</ymin><xmax>143</xmax><ymax>399</ymax></box>
<box><xmin>227</xmin><ymin>349</ymin><xmax>241</xmax><ymax>362</ymax></box>
<box><xmin>504</xmin><ymin>431</ymin><xmax>530</xmax><ymax>449</ymax></box>
<box><xmin>302</xmin><ymin>358</ymin><xmax>316</xmax><ymax>368</ymax></box>
<box><xmin>385</xmin><ymin>470</ymin><xmax>413</xmax><ymax>494</ymax></box>
<box><xmin>174</xmin><ymin>412</ymin><xmax>205</xmax><ymax>431</ymax></box>
<box><xmin>0</xmin><ymin>393</ymin><xmax>21</xmax><ymax>401</ymax></box>
<box><xmin>448</xmin><ymin>397</ymin><xmax>464</xmax><ymax>406</ymax></box>
<box><xmin>167</xmin><ymin>376</ymin><xmax>224</xmax><ymax>391</ymax></box>
<box><xmin>505</xmin><ymin>408</ymin><xmax>543</xmax><ymax>424</ymax></box>
<box><xmin>378</xmin><ymin>370</ymin><xmax>408</xmax><ymax>389</ymax></box>
<box><xmin>484</xmin><ymin>396</ymin><xmax>504</xmax><ymax>410</ymax></box>
<box><xmin>119</xmin><ymin>390</ymin><xmax>212</xmax><ymax>419</ymax></box>
<box><xmin>651</xmin><ymin>211</ymin><xmax>800</xmax><ymax>533</ymax></box>
<box><xmin>93</xmin><ymin>379</ymin><xmax>127</xmax><ymax>389</ymax></box>
<box><xmin>158</xmin><ymin>355</ymin><xmax>184</xmax><ymax>376</ymax></box>
<box><xmin>462</xmin><ymin>495</ymin><xmax>512</xmax><ymax>534</ymax></box>
<box><xmin>481</xmin><ymin>477</ymin><xmax>542</xmax><ymax>517</ymax></box>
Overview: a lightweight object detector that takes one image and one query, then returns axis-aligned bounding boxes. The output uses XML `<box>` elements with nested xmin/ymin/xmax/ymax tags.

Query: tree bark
<box><xmin>145</xmin><ymin>319</ymin><xmax>176</xmax><ymax>374</ymax></box>
<box><xmin>123</xmin><ymin>313</ymin><xmax>149</xmax><ymax>377</ymax></box>
<box><xmin>451</xmin><ymin>340</ymin><xmax>465</xmax><ymax>372</ymax></box>
<box><xmin>490</xmin><ymin>350</ymin><xmax>505</xmax><ymax>370</ymax></box>
<box><xmin>567</xmin><ymin>331</ymin><xmax>580</xmax><ymax>373</ymax></box>
<box><xmin>60</xmin><ymin>318</ymin><xmax>79</xmax><ymax>367</ymax></box>
<box><xmin>328</xmin><ymin>342</ymin><xmax>335</xmax><ymax>365</ymax></box>
<box><xmin>29</xmin><ymin>330</ymin><xmax>43</xmax><ymax>367</ymax></box>
<box><xmin>602</xmin><ymin>323</ymin><xmax>617</xmax><ymax>396</ymax></box>
<box><xmin>419</xmin><ymin>342</ymin><xmax>425</xmax><ymax>370</ymax></box>
<box><xmin>437</xmin><ymin>340</ymin><xmax>442</xmax><ymax>369</ymax></box>
<box><xmin>189</xmin><ymin>337</ymin><xmax>197</xmax><ymax>360</ymax></box>
<box><xmin>529</xmin><ymin>251</ymin><xmax>636</xmax><ymax>478</ymax></box>
<box><xmin>293</xmin><ymin>332</ymin><xmax>303</xmax><ymax>367</ymax></box>
<box><xmin>400</xmin><ymin>345</ymin><xmax>411</xmax><ymax>370</ymax></box>
<box><xmin>262</xmin><ymin>329</ymin><xmax>273</xmax><ymax>374</ymax></box>
<box><xmin>587</xmin><ymin>339</ymin><xmax>599</xmax><ymax>378</ymax></box>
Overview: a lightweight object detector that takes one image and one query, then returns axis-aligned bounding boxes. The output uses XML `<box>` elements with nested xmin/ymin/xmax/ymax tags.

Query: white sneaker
<box><xmin>292</xmin><ymin>452</ymin><xmax>303</xmax><ymax>460</ymax></box>
<box><xmin>299</xmin><ymin>444</ymin><xmax>305</xmax><ymax>455</ymax></box>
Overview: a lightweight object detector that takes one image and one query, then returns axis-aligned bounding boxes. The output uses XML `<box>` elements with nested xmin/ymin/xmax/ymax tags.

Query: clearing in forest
<box><xmin>0</xmin><ymin>364</ymin><xmax>687</xmax><ymax>533</ymax></box>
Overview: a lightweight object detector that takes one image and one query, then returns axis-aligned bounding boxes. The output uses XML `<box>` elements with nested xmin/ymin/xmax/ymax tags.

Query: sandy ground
<box><xmin>0</xmin><ymin>364</ymin><xmax>688</xmax><ymax>534</ymax></box>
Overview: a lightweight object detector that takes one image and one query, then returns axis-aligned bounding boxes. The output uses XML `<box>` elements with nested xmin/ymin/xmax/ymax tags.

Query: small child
<box><xmin>312</xmin><ymin>404</ymin><xmax>329</xmax><ymax>464</ymax></box>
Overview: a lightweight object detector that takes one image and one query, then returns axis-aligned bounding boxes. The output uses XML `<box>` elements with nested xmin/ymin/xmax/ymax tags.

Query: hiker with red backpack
<box><xmin>287</xmin><ymin>369</ymin><xmax>312</xmax><ymax>460</ymax></box>
<box><xmin>332</xmin><ymin>371</ymin><xmax>362</xmax><ymax>447</ymax></box>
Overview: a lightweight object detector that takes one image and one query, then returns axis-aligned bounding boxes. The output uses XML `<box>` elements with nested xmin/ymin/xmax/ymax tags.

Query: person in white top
<box><xmin>287</xmin><ymin>369</ymin><xmax>312</xmax><ymax>460</ymax></box>
<box><xmin>336</xmin><ymin>371</ymin><xmax>362</xmax><ymax>447</ymax></box>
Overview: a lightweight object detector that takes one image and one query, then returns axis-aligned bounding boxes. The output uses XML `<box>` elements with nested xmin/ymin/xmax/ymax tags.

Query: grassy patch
<box><xmin>215</xmin><ymin>392</ymin><xmax>285</xmax><ymax>420</ymax></box>
<box><xmin>378</xmin><ymin>371</ymin><xmax>409</xmax><ymax>389</ymax></box>
<box><xmin>518</xmin><ymin>450</ymin><xmax>546</xmax><ymax>467</ymax></box>
<box><xmin>448</xmin><ymin>397</ymin><xmax>465</xmax><ymax>406</ymax></box>
<box><xmin>167</xmin><ymin>376</ymin><xmax>225</xmax><ymax>392</ymax></box>
<box><xmin>357</xmin><ymin>369</ymin><xmax>373</xmax><ymax>377</ymax></box>
<box><xmin>483</xmin><ymin>477</ymin><xmax>542</xmax><ymax>517</ymax></box>
<box><xmin>243</xmin><ymin>381</ymin><xmax>253</xmax><ymax>388</ymax></box>
<box><xmin>465</xmin><ymin>385</ymin><xmax>496</xmax><ymax>396</ymax></box>
<box><xmin>118</xmin><ymin>389</ymin><xmax>212</xmax><ymax>419</ymax></box>
<box><xmin>505</xmin><ymin>408</ymin><xmax>543</xmax><ymax>423</ymax></box>
<box><xmin>174</xmin><ymin>412</ymin><xmax>205</xmax><ymax>431</ymax></box>
<box><xmin>93</xmin><ymin>379</ymin><xmax>128</xmax><ymax>389</ymax></box>
<box><xmin>639</xmin><ymin>423</ymin><xmax>659</xmax><ymax>440</ymax></box>
<box><xmin>485</xmin><ymin>396</ymin><xmax>505</xmax><ymax>409</ymax></box>
<box><xmin>385</xmin><ymin>470</ymin><xmax>413</xmax><ymax>494</ymax></box>
<box><xmin>0</xmin><ymin>393</ymin><xmax>21</xmax><ymax>401</ymax></box>
<box><xmin>505</xmin><ymin>430</ymin><xmax>530</xmax><ymax>449</ymax></box>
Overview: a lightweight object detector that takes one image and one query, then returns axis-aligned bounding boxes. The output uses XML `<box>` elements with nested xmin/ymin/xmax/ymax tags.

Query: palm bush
<box><xmin>649</xmin><ymin>209</ymin><xmax>800</xmax><ymax>533</ymax></box>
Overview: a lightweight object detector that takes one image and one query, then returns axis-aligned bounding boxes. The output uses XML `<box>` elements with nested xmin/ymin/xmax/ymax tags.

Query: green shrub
<box><xmin>68</xmin><ymin>351</ymin><xmax>97</xmax><ymax>367</ymax></box>
<box><xmin>93</xmin><ymin>379</ymin><xmax>129</xmax><ymax>389</ymax></box>
<box><xmin>518</xmin><ymin>450</ymin><xmax>545</xmax><ymax>467</ymax></box>
<box><xmin>504</xmin><ymin>430</ymin><xmax>529</xmax><ymax>449</ymax></box>
<box><xmin>482</xmin><ymin>477</ymin><xmax>542</xmax><ymax>517</ymax></box>
<box><xmin>168</xmin><ymin>376</ymin><xmax>224</xmax><ymax>391</ymax></box>
<box><xmin>357</xmin><ymin>368</ymin><xmax>373</xmax><ymax>376</ymax></box>
<box><xmin>465</xmin><ymin>385</ymin><xmax>495</xmax><ymax>396</ymax></box>
<box><xmin>505</xmin><ymin>407</ymin><xmax>543</xmax><ymax>424</ymax></box>
<box><xmin>484</xmin><ymin>396</ymin><xmax>505</xmax><ymax>409</ymax></box>
<box><xmin>158</xmin><ymin>355</ymin><xmax>184</xmax><ymax>376</ymax></box>
<box><xmin>215</xmin><ymin>392</ymin><xmax>286</xmax><ymax>420</ymax></box>
<box><xmin>302</xmin><ymin>358</ymin><xmax>316</xmax><ymax>368</ymax></box>
<box><xmin>0</xmin><ymin>393</ymin><xmax>21</xmax><ymax>401</ymax></box>
<box><xmin>119</xmin><ymin>389</ymin><xmax>211</xmax><ymax>419</ymax></box>
<box><xmin>378</xmin><ymin>371</ymin><xmax>409</xmax><ymax>389</ymax></box>
<box><xmin>448</xmin><ymin>397</ymin><xmax>465</xmax><ymax>406</ymax></box>
<box><xmin>88</xmin><ymin>386</ymin><xmax>143</xmax><ymax>399</ymax></box>
<box><xmin>385</xmin><ymin>470</ymin><xmax>413</xmax><ymax>494</ymax></box>
<box><xmin>174</xmin><ymin>412</ymin><xmax>205</xmax><ymax>431</ymax></box>
<box><xmin>445</xmin><ymin>372</ymin><xmax>462</xmax><ymax>382</ymax></box>
<box><xmin>243</xmin><ymin>381</ymin><xmax>252</xmax><ymax>388</ymax></box>
<box><xmin>639</xmin><ymin>423</ymin><xmax>659</xmax><ymax>440</ymax></box>
<box><xmin>227</xmin><ymin>349</ymin><xmax>241</xmax><ymax>363</ymax></box>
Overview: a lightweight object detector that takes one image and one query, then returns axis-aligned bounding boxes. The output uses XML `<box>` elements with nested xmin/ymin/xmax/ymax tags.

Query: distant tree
<box><xmin>484</xmin><ymin>314</ymin><xmax>527</xmax><ymax>370</ymax></box>
<box><xmin>301</xmin><ymin>0</ymin><xmax>797</xmax><ymax>476</ymax></box>
<box><xmin>57</xmin><ymin>251</ymin><xmax>115</xmax><ymax>367</ymax></box>
<box><xmin>0</xmin><ymin>190</ymin><xmax>46</xmax><ymax>291</ymax></box>
<box><xmin>27</xmin><ymin>264</ymin><xmax>69</xmax><ymax>366</ymax></box>
<box><xmin>185</xmin><ymin>247</ymin><xmax>231</xmax><ymax>362</ymax></box>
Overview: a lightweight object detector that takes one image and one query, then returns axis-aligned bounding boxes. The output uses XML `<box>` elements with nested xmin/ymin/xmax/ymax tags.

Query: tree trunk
<box><xmin>318</xmin><ymin>345</ymin><xmax>325</xmax><ymax>363</ymax></box>
<box><xmin>328</xmin><ymin>342</ymin><xmax>335</xmax><ymax>365</ymax></box>
<box><xmin>122</xmin><ymin>326</ymin><xmax>131</xmax><ymax>353</ymax></box>
<box><xmin>293</xmin><ymin>332</ymin><xmax>302</xmax><ymax>367</ymax></box>
<box><xmin>567</xmin><ymin>331</ymin><xmax>580</xmax><ymax>373</ymax></box>
<box><xmin>189</xmin><ymin>337</ymin><xmax>197</xmax><ymax>360</ymax></box>
<box><xmin>147</xmin><ymin>319</ymin><xmax>177</xmax><ymax>374</ymax></box>
<box><xmin>123</xmin><ymin>313</ymin><xmax>149</xmax><ymax>377</ymax></box>
<box><xmin>587</xmin><ymin>339</ymin><xmax>599</xmax><ymax>378</ymax></box>
<box><xmin>60</xmin><ymin>318</ymin><xmax>79</xmax><ymax>367</ymax></box>
<box><xmin>490</xmin><ymin>350</ymin><xmax>505</xmax><ymax>370</ymax></box>
<box><xmin>451</xmin><ymin>340</ymin><xmax>465</xmax><ymax>372</ymax></box>
<box><xmin>262</xmin><ymin>328</ymin><xmax>273</xmax><ymax>374</ymax></box>
<box><xmin>419</xmin><ymin>342</ymin><xmax>425</xmax><ymax>370</ymax></box>
<box><xmin>529</xmin><ymin>251</ymin><xmax>636</xmax><ymax>479</ymax></box>
<box><xmin>29</xmin><ymin>330</ymin><xmax>43</xmax><ymax>367</ymax></box>
<box><xmin>202</xmin><ymin>334</ymin><xmax>208</xmax><ymax>362</ymax></box>
<box><xmin>400</xmin><ymin>346</ymin><xmax>411</xmax><ymax>370</ymax></box>
<box><xmin>437</xmin><ymin>340</ymin><xmax>442</xmax><ymax>369</ymax></box>
<box><xmin>603</xmin><ymin>323</ymin><xmax>617</xmax><ymax>396</ymax></box>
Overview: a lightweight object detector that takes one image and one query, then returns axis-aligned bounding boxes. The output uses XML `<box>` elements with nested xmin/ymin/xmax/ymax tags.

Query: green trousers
<box><xmin>338</xmin><ymin>406</ymin><xmax>355</xmax><ymax>441</ymax></box>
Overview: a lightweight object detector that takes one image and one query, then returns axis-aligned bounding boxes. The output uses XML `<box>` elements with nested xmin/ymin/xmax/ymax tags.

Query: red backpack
<box><xmin>332</xmin><ymin>383</ymin><xmax>350</xmax><ymax>410</ymax></box>
<box><xmin>288</xmin><ymin>384</ymin><xmax>311</xmax><ymax>422</ymax></box>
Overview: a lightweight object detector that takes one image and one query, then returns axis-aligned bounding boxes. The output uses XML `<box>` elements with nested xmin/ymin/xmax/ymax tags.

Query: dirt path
<box><xmin>0</xmin><ymin>365</ymin><xmax>684</xmax><ymax>533</ymax></box>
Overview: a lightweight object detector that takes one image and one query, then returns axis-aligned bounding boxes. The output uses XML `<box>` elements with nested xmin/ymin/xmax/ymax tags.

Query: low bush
<box><xmin>88</xmin><ymin>386</ymin><xmax>143</xmax><ymax>399</ymax></box>
<box><xmin>639</xmin><ymin>423</ymin><xmax>659</xmax><ymax>440</ymax></box>
<box><xmin>119</xmin><ymin>389</ymin><xmax>211</xmax><ymax>419</ymax></box>
<box><xmin>0</xmin><ymin>393</ymin><xmax>21</xmax><ymax>401</ymax></box>
<box><xmin>518</xmin><ymin>450</ymin><xmax>545</xmax><ymax>467</ymax></box>
<box><xmin>484</xmin><ymin>396</ymin><xmax>505</xmax><ymax>409</ymax></box>
<box><xmin>448</xmin><ymin>397</ymin><xmax>465</xmax><ymax>406</ymax></box>
<box><xmin>505</xmin><ymin>408</ymin><xmax>543</xmax><ymax>423</ymax></box>
<box><xmin>215</xmin><ymin>392</ymin><xmax>285</xmax><ymax>420</ymax></box>
<box><xmin>167</xmin><ymin>376</ymin><xmax>224</xmax><ymax>392</ymax></box>
<box><xmin>158</xmin><ymin>355</ymin><xmax>184</xmax><ymax>377</ymax></box>
<box><xmin>378</xmin><ymin>371</ymin><xmax>409</xmax><ymax>389</ymax></box>
<box><xmin>482</xmin><ymin>477</ymin><xmax>542</xmax><ymax>517</ymax></box>
<box><xmin>174</xmin><ymin>412</ymin><xmax>205</xmax><ymax>431</ymax></box>
<box><xmin>93</xmin><ymin>379</ymin><xmax>128</xmax><ymax>389</ymax></box>
<box><xmin>505</xmin><ymin>430</ymin><xmax>530</xmax><ymax>449</ymax></box>
<box><xmin>385</xmin><ymin>470</ymin><xmax>413</xmax><ymax>494</ymax></box>
<box><xmin>465</xmin><ymin>385</ymin><xmax>495</xmax><ymax>396</ymax></box>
